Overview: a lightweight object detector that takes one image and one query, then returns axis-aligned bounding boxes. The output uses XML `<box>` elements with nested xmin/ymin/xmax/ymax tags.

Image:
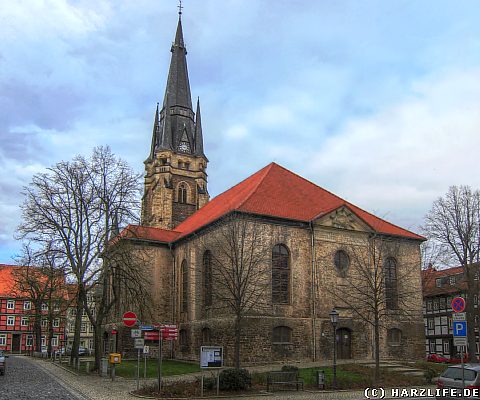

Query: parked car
<box><xmin>428</xmin><ymin>354</ymin><xmax>449</xmax><ymax>363</ymax></box>
<box><xmin>436</xmin><ymin>364</ymin><xmax>480</xmax><ymax>399</ymax></box>
<box><xmin>62</xmin><ymin>346</ymin><xmax>91</xmax><ymax>356</ymax></box>
<box><xmin>449</xmin><ymin>353</ymin><xmax>470</xmax><ymax>364</ymax></box>
<box><xmin>0</xmin><ymin>350</ymin><xmax>8</xmax><ymax>375</ymax></box>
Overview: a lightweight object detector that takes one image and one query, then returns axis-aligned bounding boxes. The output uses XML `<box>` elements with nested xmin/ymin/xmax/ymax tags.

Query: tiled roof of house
<box><xmin>0</xmin><ymin>264</ymin><xmax>23</xmax><ymax>297</ymax></box>
<box><xmin>124</xmin><ymin>162</ymin><xmax>424</xmax><ymax>244</ymax></box>
<box><xmin>422</xmin><ymin>265</ymin><xmax>467</xmax><ymax>297</ymax></box>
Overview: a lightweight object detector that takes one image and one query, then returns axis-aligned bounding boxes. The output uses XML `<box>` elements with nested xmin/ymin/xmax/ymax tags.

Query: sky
<box><xmin>1</xmin><ymin>0</ymin><xmax>480</xmax><ymax>263</ymax></box>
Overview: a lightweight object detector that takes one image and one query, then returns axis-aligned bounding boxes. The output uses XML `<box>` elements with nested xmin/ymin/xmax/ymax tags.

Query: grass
<box><xmin>115</xmin><ymin>359</ymin><xmax>201</xmax><ymax>379</ymax></box>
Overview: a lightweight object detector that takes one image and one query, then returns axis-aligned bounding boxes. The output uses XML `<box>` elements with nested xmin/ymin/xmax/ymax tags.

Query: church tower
<box><xmin>142</xmin><ymin>11</ymin><xmax>209</xmax><ymax>229</ymax></box>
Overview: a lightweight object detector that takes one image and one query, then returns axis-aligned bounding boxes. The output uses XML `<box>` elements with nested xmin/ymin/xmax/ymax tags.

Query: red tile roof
<box><xmin>123</xmin><ymin>162</ymin><xmax>424</xmax><ymax>243</ymax></box>
<box><xmin>0</xmin><ymin>265</ymin><xmax>22</xmax><ymax>297</ymax></box>
<box><xmin>118</xmin><ymin>225</ymin><xmax>181</xmax><ymax>243</ymax></box>
<box><xmin>422</xmin><ymin>265</ymin><xmax>467</xmax><ymax>297</ymax></box>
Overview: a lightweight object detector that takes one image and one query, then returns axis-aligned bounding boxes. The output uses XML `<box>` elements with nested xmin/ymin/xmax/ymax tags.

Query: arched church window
<box><xmin>272</xmin><ymin>326</ymin><xmax>292</xmax><ymax>344</ymax></box>
<box><xmin>178</xmin><ymin>183</ymin><xmax>188</xmax><ymax>204</ymax></box>
<box><xmin>203</xmin><ymin>250</ymin><xmax>212</xmax><ymax>306</ymax></box>
<box><xmin>181</xmin><ymin>260</ymin><xmax>188</xmax><ymax>313</ymax></box>
<box><xmin>334</xmin><ymin>250</ymin><xmax>350</xmax><ymax>276</ymax></box>
<box><xmin>385</xmin><ymin>257</ymin><xmax>398</xmax><ymax>310</ymax></box>
<box><xmin>387</xmin><ymin>328</ymin><xmax>402</xmax><ymax>345</ymax></box>
<box><xmin>272</xmin><ymin>244</ymin><xmax>290</xmax><ymax>304</ymax></box>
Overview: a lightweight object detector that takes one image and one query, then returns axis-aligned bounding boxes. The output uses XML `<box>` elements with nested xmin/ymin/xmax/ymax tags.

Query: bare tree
<box><xmin>325</xmin><ymin>233</ymin><xmax>422</xmax><ymax>382</ymax></box>
<box><xmin>12</xmin><ymin>244</ymin><xmax>68</xmax><ymax>357</ymax></box>
<box><xmin>200</xmin><ymin>214</ymin><xmax>271</xmax><ymax>368</ymax></box>
<box><xmin>424</xmin><ymin>185</ymin><xmax>480</xmax><ymax>361</ymax></box>
<box><xmin>17</xmin><ymin>146</ymin><xmax>142</xmax><ymax>370</ymax></box>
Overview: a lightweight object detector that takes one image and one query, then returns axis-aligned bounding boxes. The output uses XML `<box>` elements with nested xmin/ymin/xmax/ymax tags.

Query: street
<box><xmin>0</xmin><ymin>356</ymin><xmax>89</xmax><ymax>400</ymax></box>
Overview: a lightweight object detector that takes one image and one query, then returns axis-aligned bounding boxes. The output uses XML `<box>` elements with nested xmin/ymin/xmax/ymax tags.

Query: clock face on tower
<box><xmin>178</xmin><ymin>141</ymin><xmax>191</xmax><ymax>153</ymax></box>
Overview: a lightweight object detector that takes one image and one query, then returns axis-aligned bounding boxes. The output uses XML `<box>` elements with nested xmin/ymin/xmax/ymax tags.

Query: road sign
<box><xmin>134</xmin><ymin>338</ymin><xmax>145</xmax><ymax>349</ymax></box>
<box><xmin>131</xmin><ymin>329</ymin><xmax>142</xmax><ymax>338</ymax></box>
<box><xmin>143</xmin><ymin>345</ymin><xmax>149</xmax><ymax>354</ymax></box>
<box><xmin>123</xmin><ymin>311</ymin><xmax>137</xmax><ymax>327</ymax></box>
<box><xmin>454</xmin><ymin>337</ymin><xmax>468</xmax><ymax>346</ymax></box>
<box><xmin>160</xmin><ymin>324</ymin><xmax>178</xmax><ymax>340</ymax></box>
<box><xmin>144</xmin><ymin>331</ymin><xmax>159</xmax><ymax>341</ymax></box>
<box><xmin>452</xmin><ymin>297</ymin><xmax>466</xmax><ymax>313</ymax></box>
<box><xmin>453</xmin><ymin>321</ymin><xmax>467</xmax><ymax>337</ymax></box>
<box><xmin>140</xmin><ymin>325</ymin><xmax>154</xmax><ymax>331</ymax></box>
<box><xmin>111</xmin><ymin>330</ymin><xmax>118</xmax><ymax>335</ymax></box>
<box><xmin>452</xmin><ymin>313</ymin><xmax>466</xmax><ymax>321</ymax></box>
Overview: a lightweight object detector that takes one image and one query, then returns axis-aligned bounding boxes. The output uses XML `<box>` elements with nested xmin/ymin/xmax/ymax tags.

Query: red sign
<box><xmin>123</xmin><ymin>311</ymin><xmax>137</xmax><ymax>327</ymax></box>
<box><xmin>452</xmin><ymin>297</ymin><xmax>466</xmax><ymax>313</ymax></box>
<box><xmin>144</xmin><ymin>331</ymin><xmax>159</xmax><ymax>341</ymax></box>
<box><xmin>111</xmin><ymin>330</ymin><xmax>118</xmax><ymax>335</ymax></box>
<box><xmin>160</xmin><ymin>324</ymin><xmax>178</xmax><ymax>340</ymax></box>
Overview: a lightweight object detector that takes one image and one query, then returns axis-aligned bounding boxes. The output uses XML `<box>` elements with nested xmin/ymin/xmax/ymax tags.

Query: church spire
<box><xmin>148</xmin><ymin>102</ymin><xmax>160</xmax><ymax>161</ymax></box>
<box><xmin>194</xmin><ymin>97</ymin><xmax>205</xmax><ymax>157</ymax></box>
<box><xmin>164</xmin><ymin>15</ymin><xmax>191</xmax><ymax>109</ymax></box>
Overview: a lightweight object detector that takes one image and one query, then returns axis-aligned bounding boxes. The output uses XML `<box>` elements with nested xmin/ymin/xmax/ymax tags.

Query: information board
<box><xmin>200</xmin><ymin>346</ymin><xmax>223</xmax><ymax>369</ymax></box>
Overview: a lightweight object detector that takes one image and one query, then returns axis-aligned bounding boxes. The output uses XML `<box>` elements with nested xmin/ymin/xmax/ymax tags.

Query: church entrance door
<box><xmin>336</xmin><ymin>328</ymin><xmax>352</xmax><ymax>359</ymax></box>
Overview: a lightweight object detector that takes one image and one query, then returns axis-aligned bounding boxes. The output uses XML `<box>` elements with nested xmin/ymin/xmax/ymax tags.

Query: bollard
<box><xmin>85</xmin><ymin>361</ymin><xmax>90</xmax><ymax>374</ymax></box>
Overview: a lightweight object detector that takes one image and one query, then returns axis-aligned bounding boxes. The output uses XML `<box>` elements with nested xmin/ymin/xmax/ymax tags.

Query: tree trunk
<box><xmin>234</xmin><ymin>315</ymin><xmax>241</xmax><ymax>369</ymax></box>
<box><xmin>465</xmin><ymin>290</ymin><xmax>477</xmax><ymax>362</ymax></box>
<box><xmin>70</xmin><ymin>301</ymin><xmax>83</xmax><ymax>365</ymax></box>
<box><xmin>374</xmin><ymin>317</ymin><xmax>380</xmax><ymax>384</ymax></box>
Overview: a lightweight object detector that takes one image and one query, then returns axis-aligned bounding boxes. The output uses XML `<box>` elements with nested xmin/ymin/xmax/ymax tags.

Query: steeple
<box><xmin>142</xmin><ymin>7</ymin><xmax>209</xmax><ymax>229</ymax></box>
<box><xmin>194</xmin><ymin>97</ymin><xmax>205</xmax><ymax>158</ymax></box>
<box><xmin>165</xmin><ymin>17</ymin><xmax>192</xmax><ymax>110</ymax></box>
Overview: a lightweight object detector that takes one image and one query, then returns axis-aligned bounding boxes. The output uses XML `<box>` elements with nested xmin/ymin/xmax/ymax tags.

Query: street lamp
<box><xmin>329</xmin><ymin>308</ymin><xmax>339</xmax><ymax>390</ymax></box>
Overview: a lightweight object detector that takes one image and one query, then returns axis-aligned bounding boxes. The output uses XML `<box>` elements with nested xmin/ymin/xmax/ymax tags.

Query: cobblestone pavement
<box><xmin>3</xmin><ymin>357</ymin><xmax>435</xmax><ymax>400</ymax></box>
<box><xmin>0</xmin><ymin>355</ymin><xmax>90</xmax><ymax>400</ymax></box>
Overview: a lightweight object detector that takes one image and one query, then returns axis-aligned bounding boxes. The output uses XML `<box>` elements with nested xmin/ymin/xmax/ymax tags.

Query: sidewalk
<box><xmin>31</xmin><ymin>356</ymin><xmax>431</xmax><ymax>400</ymax></box>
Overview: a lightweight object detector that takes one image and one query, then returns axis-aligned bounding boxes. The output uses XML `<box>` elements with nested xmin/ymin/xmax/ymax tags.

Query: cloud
<box><xmin>307</xmin><ymin>67</ymin><xmax>480</xmax><ymax>230</ymax></box>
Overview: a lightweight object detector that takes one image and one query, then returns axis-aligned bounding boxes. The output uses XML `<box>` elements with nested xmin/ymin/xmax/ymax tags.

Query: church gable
<box><xmin>314</xmin><ymin>205</ymin><xmax>372</xmax><ymax>233</ymax></box>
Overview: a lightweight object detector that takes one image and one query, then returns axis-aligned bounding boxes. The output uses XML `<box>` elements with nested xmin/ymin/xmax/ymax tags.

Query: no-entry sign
<box><xmin>123</xmin><ymin>311</ymin><xmax>137</xmax><ymax>327</ymax></box>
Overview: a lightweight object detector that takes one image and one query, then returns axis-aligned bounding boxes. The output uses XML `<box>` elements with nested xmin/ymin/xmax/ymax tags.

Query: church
<box><xmin>115</xmin><ymin>11</ymin><xmax>425</xmax><ymax>365</ymax></box>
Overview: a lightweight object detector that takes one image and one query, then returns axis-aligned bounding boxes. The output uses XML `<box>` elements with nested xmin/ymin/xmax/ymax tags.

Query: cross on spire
<box><xmin>178</xmin><ymin>0</ymin><xmax>183</xmax><ymax>18</ymax></box>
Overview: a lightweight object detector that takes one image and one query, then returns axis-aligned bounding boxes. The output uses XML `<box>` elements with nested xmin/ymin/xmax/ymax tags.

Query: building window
<box><xmin>41</xmin><ymin>303</ymin><xmax>48</xmax><ymax>311</ymax></box>
<box><xmin>7</xmin><ymin>316</ymin><xmax>15</xmax><ymax>326</ymax></box>
<box><xmin>449</xmin><ymin>276</ymin><xmax>456</xmax><ymax>286</ymax></box>
<box><xmin>178</xmin><ymin>183</ymin><xmax>188</xmax><ymax>204</ymax></box>
<box><xmin>387</xmin><ymin>328</ymin><xmax>402</xmax><ymax>345</ymax></box>
<box><xmin>201</xmin><ymin>327</ymin><xmax>211</xmax><ymax>344</ymax></box>
<box><xmin>179</xmin><ymin>329</ymin><xmax>188</xmax><ymax>350</ymax></box>
<box><xmin>334</xmin><ymin>250</ymin><xmax>350</xmax><ymax>276</ymax></box>
<box><xmin>384</xmin><ymin>257</ymin><xmax>398</xmax><ymax>310</ymax></box>
<box><xmin>448</xmin><ymin>317</ymin><xmax>453</xmax><ymax>330</ymax></box>
<box><xmin>68</xmin><ymin>323</ymin><xmax>75</xmax><ymax>333</ymax></box>
<box><xmin>427</xmin><ymin>300</ymin><xmax>432</xmax><ymax>311</ymax></box>
<box><xmin>0</xmin><ymin>335</ymin><xmax>6</xmax><ymax>346</ymax></box>
<box><xmin>53</xmin><ymin>319</ymin><xmax>60</xmax><ymax>328</ymax></box>
<box><xmin>272</xmin><ymin>244</ymin><xmax>290</xmax><ymax>304</ymax></box>
<box><xmin>24</xmin><ymin>301</ymin><xmax>31</xmax><ymax>310</ymax></box>
<box><xmin>41</xmin><ymin>336</ymin><xmax>46</xmax><ymax>347</ymax></box>
<box><xmin>203</xmin><ymin>251</ymin><xmax>213</xmax><ymax>307</ymax></box>
<box><xmin>181</xmin><ymin>260</ymin><xmax>188</xmax><ymax>313</ymax></box>
<box><xmin>7</xmin><ymin>300</ymin><xmax>15</xmax><ymax>309</ymax></box>
<box><xmin>443</xmin><ymin>340</ymin><xmax>450</xmax><ymax>355</ymax></box>
<box><xmin>21</xmin><ymin>317</ymin><xmax>29</xmax><ymax>327</ymax></box>
<box><xmin>429</xmin><ymin>340</ymin><xmax>435</xmax><ymax>354</ymax></box>
<box><xmin>433</xmin><ymin>298</ymin><xmax>439</xmax><ymax>311</ymax></box>
<box><xmin>53</xmin><ymin>302</ymin><xmax>60</xmax><ymax>312</ymax></box>
<box><xmin>41</xmin><ymin>319</ymin><xmax>47</xmax><ymax>328</ymax></box>
<box><xmin>52</xmin><ymin>336</ymin><xmax>58</xmax><ymax>347</ymax></box>
<box><xmin>428</xmin><ymin>318</ymin><xmax>434</xmax><ymax>330</ymax></box>
<box><xmin>272</xmin><ymin>326</ymin><xmax>292</xmax><ymax>344</ymax></box>
<box><xmin>26</xmin><ymin>335</ymin><xmax>33</xmax><ymax>347</ymax></box>
<box><xmin>81</xmin><ymin>323</ymin><xmax>87</xmax><ymax>333</ymax></box>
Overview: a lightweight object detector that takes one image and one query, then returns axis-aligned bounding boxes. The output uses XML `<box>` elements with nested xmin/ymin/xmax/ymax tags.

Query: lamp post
<box><xmin>329</xmin><ymin>308</ymin><xmax>339</xmax><ymax>390</ymax></box>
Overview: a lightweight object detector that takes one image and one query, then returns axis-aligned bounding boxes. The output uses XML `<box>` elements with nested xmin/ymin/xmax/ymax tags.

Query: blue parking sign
<box><xmin>453</xmin><ymin>321</ymin><xmax>467</xmax><ymax>337</ymax></box>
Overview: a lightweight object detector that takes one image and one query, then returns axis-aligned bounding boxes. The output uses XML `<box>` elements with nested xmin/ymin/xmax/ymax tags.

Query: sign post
<box><xmin>200</xmin><ymin>346</ymin><xmax>223</xmax><ymax>396</ymax></box>
<box><xmin>143</xmin><ymin>345</ymin><xmax>149</xmax><ymax>379</ymax></box>
<box><xmin>134</xmin><ymin>338</ymin><xmax>145</xmax><ymax>390</ymax></box>
<box><xmin>155</xmin><ymin>324</ymin><xmax>178</xmax><ymax>392</ymax></box>
<box><xmin>452</xmin><ymin>297</ymin><xmax>466</xmax><ymax>396</ymax></box>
